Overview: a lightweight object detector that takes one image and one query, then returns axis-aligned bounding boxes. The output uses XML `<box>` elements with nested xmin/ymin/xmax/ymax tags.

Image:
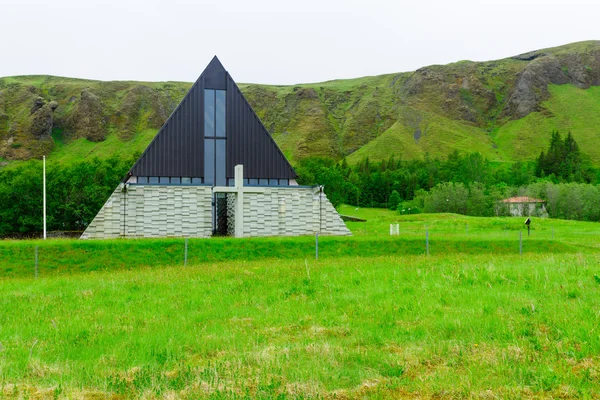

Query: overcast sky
<box><xmin>1</xmin><ymin>0</ymin><xmax>598</xmax><ymax>85</ymax></box>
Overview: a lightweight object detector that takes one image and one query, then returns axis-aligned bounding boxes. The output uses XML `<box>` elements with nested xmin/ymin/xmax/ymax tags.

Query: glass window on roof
<box><xmin>204</xmin><ymin>89</ymin><xmax>215</xmax><ymax>137</ymax></box>
<box><xmin>215</xmin><ymin>139</ymin><xmax>226</xmax><ymax>186</ymax></box>
<box><xmin>204</xmin><ymin>138</ymin><xmax>215</xmax><ymax>185</ymax></box>
<box><xmin>215</xmin><ymin>90</ymin><xmax>226</xmax><ymax>138</ymax></box>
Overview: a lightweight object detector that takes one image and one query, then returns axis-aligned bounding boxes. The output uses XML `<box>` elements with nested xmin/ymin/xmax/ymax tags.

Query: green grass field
<box><xmin>1</xmin><ymin>211</ymin><xmax>600</xmax><ymax>398</ymax></box>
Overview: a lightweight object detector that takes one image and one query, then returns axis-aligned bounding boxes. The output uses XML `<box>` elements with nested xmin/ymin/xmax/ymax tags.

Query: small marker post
<box><xmin>519</xmin><ymin>231</ymin><xmax>523</xmax><ymax>255</ymax></box>
<box><xmin>426</xmin><ymin>227</ymin><xmax>430</xmax><ymax>256</ymax></box>
<box><xmin>184</xmin><ymin>238</ymin><xmax>188</xmax><ymax>267</ymax></box>
<box><xmin>34</xmin><ymin>246</ymin><xmax>38</xmax><ymax>279</ymax></box>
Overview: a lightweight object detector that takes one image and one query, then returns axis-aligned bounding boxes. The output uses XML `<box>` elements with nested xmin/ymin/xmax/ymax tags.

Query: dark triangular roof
<box><xmin>127</xmin><ymin>56</ymin><xmax>297</xmax><ymax>181</ymax></box>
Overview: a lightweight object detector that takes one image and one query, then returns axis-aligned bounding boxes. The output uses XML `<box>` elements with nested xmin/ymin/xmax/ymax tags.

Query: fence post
<box><xmin>466</xmin><ymin>223</ymin><xmax>468</xmax><ymax>235</ymax></box>
<box><xmin>552</xmin><ymin>227</ymin><xmax>554</xmax><ymax>240</ymax></box>
<box><xmin>396</xmin><ymin>223</ymin><xmax>399</xmax><ymax>235</ymax></box>
<box><xmin>426</xmin><ymin>228</ymin><xmax>429</xmax><ymax>256</ymax></box>
<box><xmin>34</xmin><ymin>246</ymin><xmax>38</xmax><ymax>279</ymax></box>
<box><xmin>184</xmin><ymin>238</ymin><xmax>188</xmax><ymax>267</ymax></box>
<box><xmin>315</xmin><ymin>233</ymin><xmax>319</xmax><ymax>260</ymax></box>
<box><xmin>519</xmin><ymin>231</ymin><xmax>523</xmax><ymax>255</ymax></box>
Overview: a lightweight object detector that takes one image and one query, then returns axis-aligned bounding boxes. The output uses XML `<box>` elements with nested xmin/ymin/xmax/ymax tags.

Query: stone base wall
<box><xmin>81</xmin><ymin>185</ymin><xmax>351</xmax><ymax>239</ymax></box>
<box><xmin>243</xmin><ymin>186</ymin><xmax>351</xmax><ymax>237</ymax></box>
<box><xmin>81</xmin><ymin>184</ymin><xmax>213</xmax><ymax>239</ymax></box>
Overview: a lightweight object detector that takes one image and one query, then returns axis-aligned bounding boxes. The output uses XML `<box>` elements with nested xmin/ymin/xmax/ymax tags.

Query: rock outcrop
<box><xmin>30</xmin><ymin>98</ymin><xmax>58</xmax><ymax>138</ymax></box>
<box><xmin>65</xmin><ymin>89</ymin><xmax>107</xmax><ymax>142</ymax></box>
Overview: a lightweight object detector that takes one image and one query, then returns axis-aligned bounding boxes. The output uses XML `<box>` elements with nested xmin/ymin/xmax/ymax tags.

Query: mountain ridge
<box><xmin>1</xmin><ymin>40</ymin><xmax>600</xmax><ymax>166</ymax></box>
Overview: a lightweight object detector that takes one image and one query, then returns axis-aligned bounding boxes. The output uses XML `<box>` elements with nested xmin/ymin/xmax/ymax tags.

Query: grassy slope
<box><xmin>1</xmin><ymin>212</ymin><xmax>600</xmax><ymax>397</ymax></box>
<box><xmin>51</xmin><ymin>80</ymin><xmax>596</xmax><ymax>167</ymax></box>
<box><xmin>345</xmin><ymin>110</ymin><xmax>500</xmax><ymax>163</ymax></box>
<box><xmin>494</xmin><ymin>85</ymin><xmax>600</xmax><ymax>162</ymax></box>
<box><xmin>3</xmin><ymin>41</ymin><xmax>600</xmax><ymax>169</ymax></box>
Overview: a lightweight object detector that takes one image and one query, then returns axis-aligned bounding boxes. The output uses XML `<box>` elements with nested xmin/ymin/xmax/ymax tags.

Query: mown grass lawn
<box><xmin>1</xmin><ymin>211</ymin><xmax>600</xmax><ymax>398</ymax></box>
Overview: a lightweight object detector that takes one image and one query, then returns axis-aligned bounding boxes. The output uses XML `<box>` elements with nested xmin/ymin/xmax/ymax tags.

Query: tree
<box><xmin>536</xmin><ymin>130</ymin><xmax>585</xmax><ymax>182</ymax></box>
<box><xmin>388</xmin><ymin>190</ymin><xmax>401</xmax><ymax>210</ymax></box>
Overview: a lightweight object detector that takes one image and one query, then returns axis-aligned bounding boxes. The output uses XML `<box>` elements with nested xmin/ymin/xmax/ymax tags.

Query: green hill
<box><xmin>1</xmin><ymin>40</ymin><xmax>600</xmax><ymax>167</ymax></box>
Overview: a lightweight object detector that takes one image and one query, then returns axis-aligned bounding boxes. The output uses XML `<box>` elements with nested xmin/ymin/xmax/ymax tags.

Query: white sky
<box><xmin>1</xmin><ymin>0</ymin><xmax>598</xmax><ymax>85</ymax></box>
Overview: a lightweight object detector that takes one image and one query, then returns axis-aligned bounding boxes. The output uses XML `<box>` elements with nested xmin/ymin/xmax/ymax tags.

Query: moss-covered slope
<box><xmin>1</xmin><ymin>40</ymin><xmax>600</xmax><ymax>167</ymax></box>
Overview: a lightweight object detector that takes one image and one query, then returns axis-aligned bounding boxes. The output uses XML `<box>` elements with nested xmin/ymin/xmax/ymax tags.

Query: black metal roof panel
<box><xmin>128</xmin><ymin>57</ymin><xmax>297</xmax><ymax>181</ymax></box>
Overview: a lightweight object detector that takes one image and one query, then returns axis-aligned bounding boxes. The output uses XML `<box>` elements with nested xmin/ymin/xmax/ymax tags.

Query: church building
<box><xmin>81</xmin><ymin>57</ymin><xmax>350</xmax><ymax>239</ymax></box>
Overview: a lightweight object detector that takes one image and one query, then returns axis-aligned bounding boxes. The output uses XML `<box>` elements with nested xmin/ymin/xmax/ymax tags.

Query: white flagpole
<box><xmin>43</xmin><ymin>155</ymin><xmax>46</xmax><ymax>240</ymax></box>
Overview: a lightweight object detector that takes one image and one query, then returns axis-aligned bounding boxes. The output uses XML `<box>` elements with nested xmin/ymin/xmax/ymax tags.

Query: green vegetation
<box><xmin>49</xmin><ymin>127</ymin><xmax>150</xmax><ymax>165</ymax></box>
<box><xmin>535</xmin><ymin>130</ymin><xmax>591</xmax><ymax>181</ymax></box>
<box><xmin>1</xmin><ymin>211</ymin><xmax>600</xmax><ymax>397</ymax></box>
<box><xmin>495</xmin><ymin>85</ymin><xmax>600</xmax><ymax>164</ymax></box>
<box><xmin>3</xmin><ymin>41</ymin><xmax>600</xmax><ymax>168</ymax></box>
<box><xmin>297</xmin><ymin>148</ymin><xmax>600</xmax><ymax>222</ymax></box>
<box><xmin>0</xmin><ymin>156</ymin><xmax>134</xmax><ymax>235</ymax></box>
<box><xmin>2</xmin><ymin>211</ymin><xmax>599</xmax><ymax>277</ymax></box>
<box><xmin>2</xmin><ymin>138</ymin><xmax>599</xmax><ymax>237</ymax></box>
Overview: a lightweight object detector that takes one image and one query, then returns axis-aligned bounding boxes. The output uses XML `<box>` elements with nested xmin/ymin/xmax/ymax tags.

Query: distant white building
<box><xmin>498</xmin><ymin>196</ymin><xmax>548</xmax><ymax>217</ymax></box>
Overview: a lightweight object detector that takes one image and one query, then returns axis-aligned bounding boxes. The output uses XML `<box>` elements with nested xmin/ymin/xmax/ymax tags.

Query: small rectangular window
<box><xmin>279</xmin><ymin>179</ymin><xmax>289</xmax><ymax>186</ymax></box>
<box><xmin>171</xmin><ymin>177</ymin><xmax>181</xmax><ymax>184</ymax></box>
<box><xmin>138</xmin><ymin>176</ymin><xmax>148</xmax><ymax>184</ymax></box>
<box><xmin>227</xmin><ymin>178</ymin><xmax>235</xmax><ymax>187</ymax></box>
<box><xmin>159</xmin><ymin>177</ymin><xmax>170</xmax><ymax>184</ymax></box>
<box><xmin>249</xmin><ymin>178</ymin><xmax>258</xmax><ymax>185</ymax></box>
<box><xmin>149</xmin><ymin>176</ymin><xmax>159</xmax><ymax>184</ymax></box>
<box><xmin>191</xmin><ymin>177</ymin><xmax>202</xmax><ymax>184</ymax></box>
<box><xmin>181</xmin><ymin>177</ymin><xmax>191</xmax><ymax>184</ymax></box>
<box><xmin>269</xmin><ymin>179</ymin><xmax>279</xmax><ymax>186</ymax></box>
<box><xmin>259</xmin><ymin>179</ymin><xmax>269</xmax><ymax>186</ymax></box>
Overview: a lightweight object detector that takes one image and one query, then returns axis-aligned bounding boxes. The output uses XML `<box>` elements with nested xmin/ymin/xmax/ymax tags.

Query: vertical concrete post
<box><xmin>234</xmin><ymin>165</ymin><xmax>244</xmax><ymax>238</ymax></box>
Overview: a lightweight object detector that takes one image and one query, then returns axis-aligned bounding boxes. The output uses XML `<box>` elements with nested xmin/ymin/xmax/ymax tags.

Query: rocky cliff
<box><xmin>1</xmin><ymin>40</ymin><xmax>600</xmax><ymax>165</ymax></box>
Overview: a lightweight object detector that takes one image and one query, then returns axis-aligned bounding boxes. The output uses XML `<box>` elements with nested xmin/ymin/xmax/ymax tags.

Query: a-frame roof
<box><xmin>127</xmin><ymin>57</ymin><xmax>297</xmax><ymax>181</ymax></box>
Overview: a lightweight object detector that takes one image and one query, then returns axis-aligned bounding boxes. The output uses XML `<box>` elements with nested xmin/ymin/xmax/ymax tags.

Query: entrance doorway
<box><xmin>213</xmin><ymin>193</ymin><xmax>235</xmax><ymax>236</ymax></box>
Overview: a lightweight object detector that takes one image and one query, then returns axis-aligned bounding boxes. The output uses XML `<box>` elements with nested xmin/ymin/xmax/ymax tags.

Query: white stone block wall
<box><xmin>81</xmin><ymin>184</ymin><xmax>213</xmax><ymax>239</ymax></box>
<box><xmin>242</xmin><ymin>187</ymin><xmax>351</xmax><ymax>237</ymax></box>
<box><xmin>81</xmin><ymin>185</ymin><xmax>350</xmax><ymax>239</ymax></box>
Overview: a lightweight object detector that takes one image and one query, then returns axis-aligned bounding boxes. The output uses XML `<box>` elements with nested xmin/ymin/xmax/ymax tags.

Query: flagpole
<box><xmin>43</xmin><ymin>155</ymin><xmax>46</xmax><ymax>240</ymax></box>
